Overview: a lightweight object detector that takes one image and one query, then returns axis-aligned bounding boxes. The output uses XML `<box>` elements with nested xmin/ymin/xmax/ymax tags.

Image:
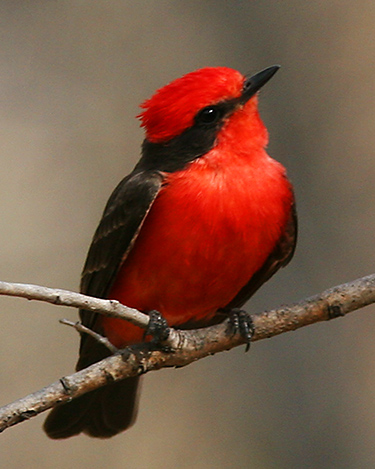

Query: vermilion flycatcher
<box><xmin>44</xmin><ymin>65</ymin><xmax>296</xmax><ymax>439</ymax></box>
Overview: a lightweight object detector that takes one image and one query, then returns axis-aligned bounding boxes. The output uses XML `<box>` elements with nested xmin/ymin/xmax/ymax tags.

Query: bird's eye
<box><xmin>196</xmin><ymin>106</ymin><xmax>221</xmax><ymax>125</ymax></box>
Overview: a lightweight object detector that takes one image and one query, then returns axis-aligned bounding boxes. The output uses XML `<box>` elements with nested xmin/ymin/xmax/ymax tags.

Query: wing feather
<box><xmin>78</xmin><ymin>170</ymin><xmax>163</xmax><ymax>364</ymax></box>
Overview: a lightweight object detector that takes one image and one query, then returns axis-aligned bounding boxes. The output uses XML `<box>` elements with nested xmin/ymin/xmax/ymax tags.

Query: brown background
<box><xmin>1</xmin><ymin>2</ymin><xmax>375</xmax><ymax>468</ymax></box>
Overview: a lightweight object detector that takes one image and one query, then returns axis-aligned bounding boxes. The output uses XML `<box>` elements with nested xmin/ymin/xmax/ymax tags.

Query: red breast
<box><xmin>102</xmin><ymin>101</ymin><xmax>293</xmax><ymax>347</ymax></box>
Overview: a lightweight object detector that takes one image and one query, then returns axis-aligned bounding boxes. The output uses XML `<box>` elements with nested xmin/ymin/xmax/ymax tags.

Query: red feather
<box><xmin>104</xmin><ymin>91</ymin><xmax>293</xmax><ymax>346</ymax></box>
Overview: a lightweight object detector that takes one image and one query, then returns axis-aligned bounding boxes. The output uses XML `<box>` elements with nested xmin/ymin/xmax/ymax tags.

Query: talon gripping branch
<box><xmin>44</xmin><ymin>66</ymin><xmax>297</xmax><ymax>439</ymax></box>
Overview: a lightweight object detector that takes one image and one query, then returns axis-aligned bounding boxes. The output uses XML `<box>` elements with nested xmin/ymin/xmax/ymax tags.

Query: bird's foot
<box><xmin>228</xmin><ymin>308</ymin><xmax>254</xmax><ymax>352</ymax></box>
<box><xmin>144</xmin><ymin>310</ymin><xmax>171</xmax><ymax>351</ymax></box>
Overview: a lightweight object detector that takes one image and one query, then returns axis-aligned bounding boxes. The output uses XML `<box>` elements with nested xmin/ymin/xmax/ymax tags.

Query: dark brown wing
<box><xmin>78</xmin><ymin>170</ymin><xmax>163</xmax><ymax>364</ymax></box>
<box><xmin>44</xmin><ymin>169</ymin><xmax>164</xmax><ymax>439</ymax></box>
<box><xmin>225</xmin><ymin>201</ymin><xmax>297</xmax><ymax>310</ymax></box>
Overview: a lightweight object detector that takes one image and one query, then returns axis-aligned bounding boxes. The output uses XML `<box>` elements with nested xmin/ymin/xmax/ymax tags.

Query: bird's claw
<box><xmin>144</xmin><ymin>310</ymin><xmax>170</xmax><ymax>347</ymax></box>
<box><xmin>228</xmin><ymin>308</ymin><xmax>254</xmax><ymax>352</ymax></box>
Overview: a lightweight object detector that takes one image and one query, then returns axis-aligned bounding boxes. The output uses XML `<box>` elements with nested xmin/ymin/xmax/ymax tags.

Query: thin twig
<box><xmin>0</xmin><ymin>280</ymin><xmax>187</xmax><ymax>347</ymax></box>
<box><xmin>59</xmin><ymin>319</ymin><xmax>118</xmax><ymax>354</ymax></box>
<box><xmin>0</xmin><ymin>274</ymin><xmax>375</xmax><ymax>433</ymax></box>
<box><xmin>0</xmin><ymin>280</ymin><xmax>149</xmax><ymax>328</ymax></box>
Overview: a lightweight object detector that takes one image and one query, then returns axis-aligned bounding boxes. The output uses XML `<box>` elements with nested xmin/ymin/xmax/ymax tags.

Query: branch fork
<box><xmin>0</xmin><ymin>274</ymin><xmax>375</xmax><ymax>433</ymax></box>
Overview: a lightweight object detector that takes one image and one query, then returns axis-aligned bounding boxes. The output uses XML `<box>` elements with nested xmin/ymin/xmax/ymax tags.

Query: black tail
<box><xmin>43</xmin><ymin>376</ymin><xmax>140</xmax><ymax>439</ymax></box>
<box><xmin>44</xmin><ymin>320</ymin><xmax>141</xmax><ymax>439</ymax></box>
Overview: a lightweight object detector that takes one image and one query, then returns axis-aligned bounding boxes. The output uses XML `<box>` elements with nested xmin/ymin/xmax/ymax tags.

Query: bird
<box><xmin>44</xmin><ymin>65</ymin><xmax>297</xmax><ymax>439</ymax></box>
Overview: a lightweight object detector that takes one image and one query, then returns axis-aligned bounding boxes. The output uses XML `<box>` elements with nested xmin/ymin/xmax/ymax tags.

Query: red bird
<box><xmin>44</xmin><ymin>65</ymin><xmax>296</xmax><ymax>439</ymax></box>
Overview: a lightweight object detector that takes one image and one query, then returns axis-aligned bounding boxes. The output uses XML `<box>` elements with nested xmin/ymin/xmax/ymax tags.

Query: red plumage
<box><xmin>139</xmin><ymin>67</ymin><xmax>244</xmax><ymax>143</ymax></box>
<box><xmin>105</xmin><ymin>95</ymin><xmax>293</xmax><ymax>346</ymax></box>
<box><xmin>44</xmin><ymin>66</ymin><xmax>296</xmax><ymax>439</ymax></box>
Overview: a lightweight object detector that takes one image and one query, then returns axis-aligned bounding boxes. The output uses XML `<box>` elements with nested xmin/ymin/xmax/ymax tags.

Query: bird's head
<box><xmin>138</xmin><ymin>66</ymin><xmax>279</xmax><ymax>146</ymax></box>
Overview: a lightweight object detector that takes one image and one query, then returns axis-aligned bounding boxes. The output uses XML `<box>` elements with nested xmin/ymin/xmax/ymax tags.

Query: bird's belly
<box><xmin>102</xmin><ymin>159</ymin><xmax>290</xmax><ymax>347</ymax></box>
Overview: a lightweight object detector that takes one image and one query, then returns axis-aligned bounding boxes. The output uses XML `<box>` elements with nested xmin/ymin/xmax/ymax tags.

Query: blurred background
<box><xmin>1</xmin><ymin>1</ymin><xmax>375</xmax><ymax>468</ymax></box>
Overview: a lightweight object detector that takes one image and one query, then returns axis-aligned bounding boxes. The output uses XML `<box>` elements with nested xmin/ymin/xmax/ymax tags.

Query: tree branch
<box><xmin>59</xmin><ymin>319</ymin><xmax>118</xmax><ymax>354</ymax></box>
<box><xmin>0</xmin><ymin>280</ymin><xmax>149</xmax><ymax>328</ymax></box>
<box><xmin>1</xmin><ymin>274</ymin><xmax>375</xmax><ymax>433</ymax></box>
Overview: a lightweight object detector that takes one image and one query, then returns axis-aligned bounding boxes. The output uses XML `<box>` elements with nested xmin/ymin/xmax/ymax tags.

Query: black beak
<box><xmin>240</xmin><ymin>65</ymin><xmax>280</xmax><ymax>104</ymax></box>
